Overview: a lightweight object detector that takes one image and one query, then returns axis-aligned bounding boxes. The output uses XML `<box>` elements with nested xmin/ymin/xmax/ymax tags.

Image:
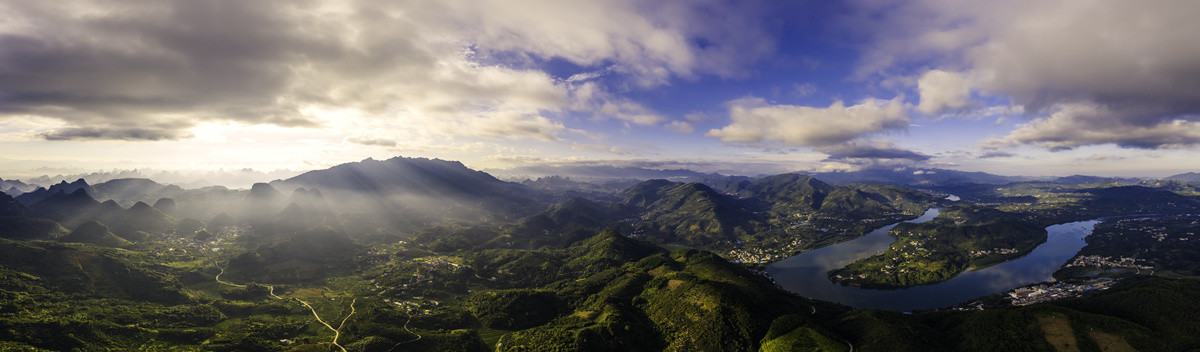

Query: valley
<box><xmin>1</xmin><ymin>157</ymin><xmax>1199</xmax><ymax>351</ymax></box>
<box><xmin>6</xmin><ymin>2</ymin><xmax>1199</xmax><ymax>351</ymax></box>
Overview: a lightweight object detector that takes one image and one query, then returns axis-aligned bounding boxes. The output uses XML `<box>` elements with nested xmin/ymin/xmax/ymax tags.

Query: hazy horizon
<box><xmin>1</xmin><ymin>154</ymin><xmax>1191</xmax><ymax>192</ymax></box>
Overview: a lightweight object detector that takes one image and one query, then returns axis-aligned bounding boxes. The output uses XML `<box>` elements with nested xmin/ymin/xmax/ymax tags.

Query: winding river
<box><xmin>766</xmin><ymin>208</ymin><xmax>1101</xmax><ymax>311</ymax></box>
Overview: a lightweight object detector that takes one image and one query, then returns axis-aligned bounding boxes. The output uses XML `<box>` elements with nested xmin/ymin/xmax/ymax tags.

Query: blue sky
<box><xmin>2</xmin><ymin>0</ymin><xmax>1199</xmax><ymax>181</ymax></box>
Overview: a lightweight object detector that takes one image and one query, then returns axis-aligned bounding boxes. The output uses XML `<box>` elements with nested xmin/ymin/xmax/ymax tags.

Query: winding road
<box><xmin>211</xmin><ymin>260</ymin><xmax>356</xmax><ymax>352</ymax></box>
<box><xmin>385</xmin><ymin>311</ymin><xmax>423</xmax><ymax>352</ymax></box>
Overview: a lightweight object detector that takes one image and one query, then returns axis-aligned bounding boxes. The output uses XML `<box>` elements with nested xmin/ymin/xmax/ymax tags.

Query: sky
<box><xmin>2</xmin><ymin>0</ymin><xmax>1200</xmax><ymax>181</ymax></box>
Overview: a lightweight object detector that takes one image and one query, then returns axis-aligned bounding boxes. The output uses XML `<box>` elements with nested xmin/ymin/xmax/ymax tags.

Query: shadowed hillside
<box><xmin>268</xmin><ymin>157</ymin><xmax>550</xmax><ymax>222</ymax></box>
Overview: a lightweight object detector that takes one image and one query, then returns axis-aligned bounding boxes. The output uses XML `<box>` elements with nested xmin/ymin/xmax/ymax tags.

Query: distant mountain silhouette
<box><xmin>91</xmin><ymin>178</ymin><xmax>182</xmax><ymax>205</ymax></box>
<box><xmin>152</xmin><ymin>198</ymin><xmax>176</xmax><ymax>214</ymax></box>
<box><xmin>1050</xmin><ymin>175</ymin><xmax>1142</xmax><ymax>184</ymax></box>
<box><xmin>271</xmin><ymin>156</ymin><xmax>548</xmax><ymax>219</ymax></box>
<box><xmin>277</xmin><ymin>157</ymin><xmax>523</xmax><ymax>197</ymax></box>
<box><xmin>282</xmin><ymin>188</ymin><xmax>334</xmax><ymax>221</ymax></box>
<box><xmin>1165</xmin><ymin>172</ymin><xmax>1200</xmax><ymax>182</ymax></box>
<box><xmin>806</xmin><ymin>167</ymin><xmax>1031</xmax><ymax>186</ymax></box>
<box><xmin>0</xmin><ymin>177</ymin><xmax>36</xmax><ymax>195</ymax></box>
<box><xmin>168</xmin><ymin>185</ymin><xmax>245</xmax><ymax>222</ymax></box>
<box><xmin>27</xmin><ymin>189</ymin><xmax>102</xmax><ymax>225</ymax></box>
<box><xmin>247</xmin><ymin>182</ymin><xmax>284</xmax><ymax>200</ymax></box>
<box><xmin>116</xmin><ymin>201</ymin><xmax>175</xmax><ymax>236</ymax></box>
<box><xmin>488</xmin><ymin>164</ymin><xmax>716</xmax><ymax>182</ymax></box>
<box><xmin>238</xmin><ymin>183</ymin><xmax>287</xmax><ymax>222</ymax></box>
<box><xmin>253</xmin><ymin>188</ymin><xmax>337</xmax><ymax>234</ymax></box>
<box><xmin>96</xmin><ymin>200</ymin><xmax>124</xmax><ymax>220</ymax></box>
<box><xmin>15</xmin><ymin>179</ymin><xmax>95</xmax><ymax>205</ymax></box>
<box><xmin>20</xmin><ymin>187</ymin><xmax>177</xmax><ymax>239</ymax></box>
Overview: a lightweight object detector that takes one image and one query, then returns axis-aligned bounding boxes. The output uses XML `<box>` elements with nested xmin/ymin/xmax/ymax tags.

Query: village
<box><xmin>725</xmin><ymin>236</ymin><xmax>805</xmax><ymax>264</ymax></box>
<box><xmin>969</xmin><ymin>247</ymin><xmax>1019</xmax><ymax>257</ymax></box>
<box><xmin>1062</xmin><ymin>255</ymin><xmax>1153</xmax><ymax>271</ymax></box>
<box><xmin>1007</xmin><ymin>279</ymin><xmax>1118</xmax><ymax>306</ymax></box>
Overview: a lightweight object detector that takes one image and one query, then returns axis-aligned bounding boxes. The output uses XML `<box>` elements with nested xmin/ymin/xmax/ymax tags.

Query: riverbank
<box><xmin>766</xmin><ymin>212</ymin><xmax>1103</xmax><ymax>311</ymax></box>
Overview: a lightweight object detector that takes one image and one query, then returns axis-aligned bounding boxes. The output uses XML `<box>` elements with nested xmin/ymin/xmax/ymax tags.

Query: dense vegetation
<box><xmin>543</xmin><ymin>175</ymin><xmax>942</xmax><ymax>266</ymax></box>
<box><xmin>830</xmin><ymin>182</ymin><xmax>1200</xmax><ymax>288</ymax></box>
<box><xmin>829</xmin><ymin>206</ymin><xmax>1045</xmax><ymax>288</ymax></box>
<box><xmin>1</xmin><ymin>159</ymin><xmax>1199</xmax><ymax>351</ymax></box>
<box><xmin>1055</xmin><ymin>214</ymin><xmax>1200</xmax><ymax>281</ymax></box>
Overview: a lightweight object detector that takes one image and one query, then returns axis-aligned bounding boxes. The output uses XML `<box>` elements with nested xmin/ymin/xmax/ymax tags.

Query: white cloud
<box><xmin>0</xmin><ymin>0</ymin><xmax>771</xmax><ymax>142</ymax></box>
<box><xmin>1084</xmin><ymin>154</ymin><xmax>1125</xmax><ymax>161</ymax></box>
<box><xmin>705</xmin><ymin>97</ymin><xmax>910</xmax><ymax>147</ymax></box>
<box><xmin>916</xmin><ymin>70</ymin><xmax>972</xmax><ymax>115</ymax></box>
<box><xmin>345</xmin><ymin>136</ymin><xmax>397</xmax><ymax>148</ymax></box>
<box><xmin>566</xmin><ymin>70</ymin><xmax>605</xmax><ymax>83</ymax></box>
<box><xmin>853</xmin><ymin>0</ymin><xmax>1200</xmax><ymax>149</ymax></box>
<box><xmin>570</xmin><ymin>143</ymin><xmax>632</xmax><ymax>155</ymax></box>
<box><xmin>986</xmin><ymin>103</ymin><xmax>1200</xmax><ymax>150</ymax></box>
<box><xmin>572</xmin><ymin>82</ymin><xmax>664</xmax><ymax>126</ymax></box>
<box><xmin>665</xmin><ymin>121</ymin><xmax>696</xmax><ymax>134</ymax></box>
<box><xmin>792</xmin><ymin>83</ymin><xmax>817</xmax><ymax>97</ymax></box>
<box><xmin>684</xmin><ymin>112</ymin><xmax>707</xmax><ymax>122</ymax></box>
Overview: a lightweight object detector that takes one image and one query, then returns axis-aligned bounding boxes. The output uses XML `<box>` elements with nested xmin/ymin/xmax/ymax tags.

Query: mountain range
<box><xmin>1</xmin><ymin>156</ymin><xmax>1200</xmax><ymax>351</ymax></box>
<box><xmin>273</xmin><ymin>157</ymin><xmax>549</xmax><ymax>220</ymax></box>
<box><xmin>1166</xmin><ymin>172</ymin><xmax>1200</xmax><ymax>182</ymax></box>
<box><xmin>0</xmin><ymin>177</ymin><xmax>36</xmax><ymax>195</ymax></box>
<box><xmin>486</xmin><ymin>164</ymin><xmax>720</xmax><ymax>182</ymax></box>
<box><xmin>6</xmin><ymin>157</ymin><xmax>1194</xmax><ymax>252</ymax></box>
<box><xmin>498</xmin><ymin>173</ymin><xmax>937</xmax><ymax>252</ymax></box>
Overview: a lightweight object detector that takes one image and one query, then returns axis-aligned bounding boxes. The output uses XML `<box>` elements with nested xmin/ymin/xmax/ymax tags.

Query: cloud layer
<box><xmin>706</xmin><ymin>97</ymin><xmax>910</xmax><ymax>147</ymax></box>
<box><xmin>818</xmin><ymin>140</ymin><xmax>931</xmax><ymax>161</ymax></box>
<box><xmin>989</xmin><ymin>103</ymin><xmax>1200</xmax><ymax>150</ymax></box>
<box><xmin>856</xmin><ymin>0</ymin><xmax>1200</xmax><ymax>150</ymax></box>
<box><xmin>0</xmin><ymin>0</ymin><xmax>770</xmax><ymax>142</ymax></box>
<box><xmin>916</xmin><ymin>70</ymin><xmax>971</xmax><ymax>115</ymax></box>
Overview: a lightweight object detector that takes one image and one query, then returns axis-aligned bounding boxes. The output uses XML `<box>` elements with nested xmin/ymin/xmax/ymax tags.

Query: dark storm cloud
<box><xmin>41</xmin><ymin>127</ymin><xmax>189</xmax><ymax>141</ymax></box>
<box><xmin>818</xmin><ymin>141</ymin><xmax>931</xmax><ymax>161</ymax></box>
<box><xmin>977</xmin><ymin>151</ymin><xmax>1014</xmax><ymax>159</ymax></box>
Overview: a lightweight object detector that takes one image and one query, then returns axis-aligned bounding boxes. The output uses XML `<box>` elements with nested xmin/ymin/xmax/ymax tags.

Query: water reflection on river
<box><xmin>766</xmin><ymin>208</ymin><xmax>1099</xmax><ymax>311</ymax></box>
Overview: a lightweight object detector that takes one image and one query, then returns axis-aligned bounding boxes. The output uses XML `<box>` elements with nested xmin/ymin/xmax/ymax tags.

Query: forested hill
<box><xmin>0</xmin><ymin>157</ymin><xmax>1199</xmax><ymax>350</ymax></box>
<box><xmin>505</xmin><ymin>174</ymin><xmax>938</xmax><ymax>257</ymax></box>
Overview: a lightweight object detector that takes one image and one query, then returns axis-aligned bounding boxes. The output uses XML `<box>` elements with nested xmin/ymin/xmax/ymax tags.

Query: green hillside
<box><xmin>59</xmin><ymin>221</ymin><xmax>133</xmax><ymax>248</ymax></box>
<box><xmin>1</xmin><ymin>162</ymin><xmax>1198</xmax><ymax>351</ymax></box>
<box><xmin>830</xmin><ymin>206</ymin><xmax>1045</xmax><ymax>288</ymax></box>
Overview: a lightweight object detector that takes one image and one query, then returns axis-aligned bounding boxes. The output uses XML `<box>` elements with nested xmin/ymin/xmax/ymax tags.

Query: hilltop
<box><xmin>0</xmin><ymin>156</ymin><xmax>1198</xmax><ymax>351</ymax></box>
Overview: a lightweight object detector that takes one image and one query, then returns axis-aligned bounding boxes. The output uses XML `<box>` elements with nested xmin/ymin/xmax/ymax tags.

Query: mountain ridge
<box><xmin>270</xmin><ymin>156</ymin><xmax>550</xmax><ymax>220</ymax></box>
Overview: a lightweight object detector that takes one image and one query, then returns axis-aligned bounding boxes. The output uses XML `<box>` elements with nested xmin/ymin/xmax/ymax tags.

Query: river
<box><xmin>765</xmin><ymin>208</ymin><xmax>1101</xmax><ymax>311</ymax></box>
